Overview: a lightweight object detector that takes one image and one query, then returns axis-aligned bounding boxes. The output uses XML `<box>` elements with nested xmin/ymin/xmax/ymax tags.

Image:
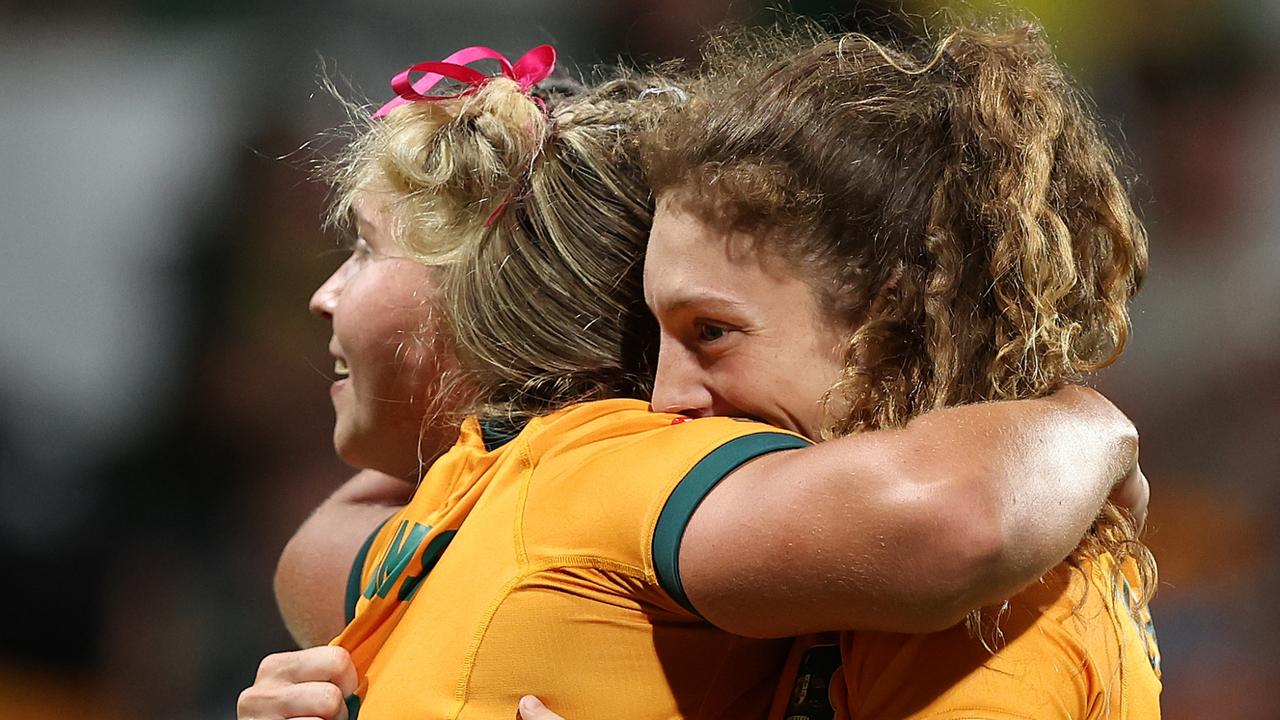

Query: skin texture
<box><xmin>645</xmin><ymin>199</ymin><xmax>848</xmax><ymax>437</ymax></box>
<box><xmin>308</xmin><ymin>192</ymin><xmax>460</xmax><ymax>481</ymax></box>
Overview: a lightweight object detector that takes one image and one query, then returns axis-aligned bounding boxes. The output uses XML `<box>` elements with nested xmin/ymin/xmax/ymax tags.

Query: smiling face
<box><xmin>644</xmin><ymin>197</ymin><xmax>848</xmax><ymax>438</ymax></box>
<box><xmin>309</xmin><ymin>192</ymin><xmax>462</xmax><ymax>478</ymax></box>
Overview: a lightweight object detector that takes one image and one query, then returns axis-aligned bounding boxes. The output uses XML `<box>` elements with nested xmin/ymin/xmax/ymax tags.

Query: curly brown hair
<box><xmin>645</xmin><ymin>19</ymin><xmax>1154</xmax><ymax>625</ymax></box>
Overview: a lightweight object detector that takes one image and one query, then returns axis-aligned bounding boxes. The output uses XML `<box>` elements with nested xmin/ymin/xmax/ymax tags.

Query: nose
<box><xmin>309</xmin><ymin>265</ymin><xmax>343</xmax><ymax>320</ymax></box>
<box><xmin>650</xmin><ymin>336</ymin><xmax>714</xmax><ymax>417</ymax></box>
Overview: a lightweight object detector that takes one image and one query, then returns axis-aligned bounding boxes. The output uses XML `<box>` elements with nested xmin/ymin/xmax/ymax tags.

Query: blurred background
<box><xmin>0</xmin><ymin>1</ymin><xmax>1275</xmax><ymax>717</ymax></box>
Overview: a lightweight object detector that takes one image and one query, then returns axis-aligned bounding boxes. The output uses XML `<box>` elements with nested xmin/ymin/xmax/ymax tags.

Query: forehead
<box><xmin>646</xmin><ymin>203</ymin><xmax>719</xmax><ymax>300</ymax></box>
<box><xmin>645</xmin><ymin>198</ymin><xmax>798</xmax><ymax>306</ymax></box>
<box><xmin>352</xmin><ymin>190</ymin><xmax>401</xmax><ymax>246</ymax></box>
<box><xmin>354</xmin><ymin>191</ymin><xmax>389</xmax><ymax>227</ymax></box>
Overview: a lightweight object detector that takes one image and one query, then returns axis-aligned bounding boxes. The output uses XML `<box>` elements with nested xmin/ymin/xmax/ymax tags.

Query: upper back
<box><xmin>837</xmin><ymin>554</ymin><xmax>1162</xmax><ymax>719</ymax></box>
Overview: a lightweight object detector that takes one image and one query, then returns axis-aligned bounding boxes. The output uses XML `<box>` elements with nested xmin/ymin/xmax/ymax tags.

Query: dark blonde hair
<box><xmin>328</xmin><ymin>73</ymin><xmax>682</xmax><ymax>421</ymax></box>
<box><xmin>645</xmin><ymin>20</ymin><xmax>1154</xmax><ymax>621</ymax></box>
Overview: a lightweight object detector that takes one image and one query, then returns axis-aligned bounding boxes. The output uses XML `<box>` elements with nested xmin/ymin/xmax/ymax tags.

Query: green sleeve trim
<box><xmin>345</xmin><ymin>517</ymin><xmax>390</xmax><ymax>624</ymax></box>
<box><xmin>652</xmin><ymin>431</ymin><xmax>811</xmax><ymax>616</ymax></box>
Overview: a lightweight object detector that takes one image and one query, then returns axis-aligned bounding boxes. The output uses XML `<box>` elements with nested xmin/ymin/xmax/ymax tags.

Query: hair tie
<box><xmin>372</xmin><ymin>45</ymin><xmax>557</xmax><ymax>119</ymax></box>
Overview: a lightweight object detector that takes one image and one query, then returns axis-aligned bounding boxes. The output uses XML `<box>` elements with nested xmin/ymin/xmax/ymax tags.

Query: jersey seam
<box><xmin>446</xmin><ymin>560</ymin><xmax>652</xmax><ymax>720</ymax></box>
<box><xmin>513</xmin><ymin>436</ymin><xmax>534</xmax><ymax>567</ymax></box>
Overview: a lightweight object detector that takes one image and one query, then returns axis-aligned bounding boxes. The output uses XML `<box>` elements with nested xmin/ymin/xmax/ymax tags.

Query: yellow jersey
<box><xmin>831</xmin><ymin>555</ymin><xmax>1162</xmax><ymax>719</ymax></box>
<box><xmin>333</xmin><ymin>399</ymin><xmax>809</xmax><ymax>719</ymax></box>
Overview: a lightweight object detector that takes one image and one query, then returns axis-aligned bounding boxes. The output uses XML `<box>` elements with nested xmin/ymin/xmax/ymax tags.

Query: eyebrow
<box><xmin>649</xmin><ymin>289</ymin><xmax>749</xmax><ymax>315</ymax></box>
<box><xmin>353</xmin><ymin>211</ymin><xmax>373</xmax><ymax>234</ymax></box>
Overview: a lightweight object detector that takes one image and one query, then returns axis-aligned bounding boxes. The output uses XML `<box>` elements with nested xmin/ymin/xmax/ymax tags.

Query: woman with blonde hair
<box><xmin>237</xmin><ymin>36</ymin><xmax>1147</xmax><ymax>720</ymax></box>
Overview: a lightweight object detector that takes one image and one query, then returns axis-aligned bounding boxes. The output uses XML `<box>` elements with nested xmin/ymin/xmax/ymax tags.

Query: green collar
<box><xmin>479</xmin><ymin>417</ymin><xmax>526</xmax><ymax>451</ymax></box>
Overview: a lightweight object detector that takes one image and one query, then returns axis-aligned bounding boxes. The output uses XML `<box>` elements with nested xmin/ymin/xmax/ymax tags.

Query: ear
<box><xmin>869</xmin><ymin>263</ymin><xmax>903</xmax><ymax>317</ymax></box>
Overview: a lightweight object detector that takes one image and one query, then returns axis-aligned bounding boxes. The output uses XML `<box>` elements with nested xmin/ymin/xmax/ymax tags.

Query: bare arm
<box><xmin>680</xmin><ymin>386</ymin><xmax>1138</xmax><ymax>637</ymax></box>
<box><xmin>275</xmin><ymin>469</ymin><xmax>415</xmax><ymax>647</ymax></box>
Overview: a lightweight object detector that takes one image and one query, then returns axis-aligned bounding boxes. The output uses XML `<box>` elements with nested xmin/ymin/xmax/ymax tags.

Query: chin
<box><xmin>336</xmin><ymin>435</ymin><xmax>422</xmax><ymax>481</ymax></box>
<box><xmin>332</xmin><ymin>425</ymin><xmax>376</xmax><ymax>472</ymax></box>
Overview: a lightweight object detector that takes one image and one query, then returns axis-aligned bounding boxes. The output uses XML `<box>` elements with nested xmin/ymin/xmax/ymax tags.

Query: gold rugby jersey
<box><xmin>333</xmin><ymin>399</ymin><xmax>809</xmax><ymax>719</ymax></box>
<box><xmin>770</xmin><ymin>555</ymin><xmax>1162</xmax><ymax>720</ymax></box>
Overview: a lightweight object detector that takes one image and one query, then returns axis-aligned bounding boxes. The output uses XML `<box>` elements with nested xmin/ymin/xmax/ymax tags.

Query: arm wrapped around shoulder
<box><xmin>676</xmin><ymin>386</ymin><xmax>1137</xmax><ymax>638</ymax></box>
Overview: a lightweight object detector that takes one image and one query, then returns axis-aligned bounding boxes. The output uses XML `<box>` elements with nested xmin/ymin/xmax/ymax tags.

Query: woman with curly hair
<box><xmin>525</xmin><ymin>19</ymin><xmax>1160</xmax><ymax>718</ymax></box>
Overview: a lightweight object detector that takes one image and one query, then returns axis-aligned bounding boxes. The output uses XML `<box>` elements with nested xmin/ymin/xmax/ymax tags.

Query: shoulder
<box><xmin>517</xmin><ymin>400</ymin><xmax>808</xmax><ymax>596</ymax></box>
<box><xmin>522</xmin><ymin>399</ymin><xmax>808</xmax><ymax>482</ymax></box>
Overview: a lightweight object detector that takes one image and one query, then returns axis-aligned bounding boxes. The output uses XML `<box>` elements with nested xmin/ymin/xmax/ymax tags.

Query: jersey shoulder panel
<box><xmin>518</xmin><ymin>402</ymin><xmax>808</xmax><ymax>608</ymax></box>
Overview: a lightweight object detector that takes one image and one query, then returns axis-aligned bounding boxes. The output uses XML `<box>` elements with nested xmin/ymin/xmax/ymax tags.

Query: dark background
<box><xmin>1</xmin><ymin>1</ymin><xmax>1275</xmax><ymax>717</ymax></box>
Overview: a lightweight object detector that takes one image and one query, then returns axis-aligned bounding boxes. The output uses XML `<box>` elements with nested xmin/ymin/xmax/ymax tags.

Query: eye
<box><xmin>695</xmin><ymin>322</ymin><xmax>729</xmax><ymax>343</ymax></box>
<box><xmin>342</xmin><ymin>237</ymin><xmax>375</xmax><ymax>268</ymax></box>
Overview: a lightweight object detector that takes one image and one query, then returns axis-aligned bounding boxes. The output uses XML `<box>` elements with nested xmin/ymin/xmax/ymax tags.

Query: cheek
<box><xmin>711</xmin><ymin>354</ymin><xmax>779</xmax><ymax>410</ymax></box>
<box><xmin>396</xmin><ymin>331</ymin><xmax>451</xmax><ymax>401</ymax></box>
<box><xmin>375</xmin><ymin>303</ymin><xmax>450</xmax><ymax>390</ymax></box>
<box><xmin>346</xmin><ymin>266</ymin><xmax>445</xmax><ymax>366</ymax></box>
<box><xmin>387</xmin><ymin>296</ymin><xmax>462</xmax><ymax>406</ymax></box>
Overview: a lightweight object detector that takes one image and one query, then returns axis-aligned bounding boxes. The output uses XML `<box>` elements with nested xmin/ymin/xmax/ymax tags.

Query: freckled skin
<box><xmin>645</xmin><ymin>196</ymin><xmax>847</xmax><ymax>438</ymax></box>
<box><xmin>308</xmin><ymin>192</ymin><xmax>460</xmax><ymax>479</ymax></box>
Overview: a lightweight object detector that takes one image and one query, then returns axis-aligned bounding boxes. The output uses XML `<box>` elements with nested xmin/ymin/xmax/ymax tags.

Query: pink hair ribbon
<box><xmin>372</xmin><ymin>44</ymin><xmax>557</xmax><ymax>119</ymax></box>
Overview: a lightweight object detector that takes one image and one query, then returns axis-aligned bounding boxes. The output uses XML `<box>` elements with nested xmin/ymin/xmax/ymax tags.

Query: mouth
<box><xmin>334</xmin><ymin>356</ymin><xmax>350</xmax><ymax>378</ymax></box>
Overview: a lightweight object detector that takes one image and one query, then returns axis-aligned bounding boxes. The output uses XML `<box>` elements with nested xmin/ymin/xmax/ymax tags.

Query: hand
<box><xmin>518</xmin><ymin>695</ymin><xmax>566</xmax><ymax>720</ymax></box>
<box><xmin>237</xmin><ymin>646</ymin><xmax>357</xmax><ymax>720</ymax></box>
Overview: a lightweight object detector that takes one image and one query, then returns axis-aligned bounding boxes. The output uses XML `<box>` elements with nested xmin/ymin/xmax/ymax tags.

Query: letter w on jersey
<box><xmin>365</xmin><ymin>521</ymin><xmax>428</xmax><ymax>600</ymax></box>
<box><xmin>363</xmin><ymin>520</ymin><xmax>459</xmax><ymax>603</ymax></box>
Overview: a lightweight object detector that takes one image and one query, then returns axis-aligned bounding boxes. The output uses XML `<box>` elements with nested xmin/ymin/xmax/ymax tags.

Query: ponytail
<box><xmin>930</xmin><ymin>26</ymin><xmax>1146</xmax><ymax>400</ymax></box>
<box><xmin>328</xmin><ymin>77</ymin><xmax>550</xmax><ymax>265</ymax></box>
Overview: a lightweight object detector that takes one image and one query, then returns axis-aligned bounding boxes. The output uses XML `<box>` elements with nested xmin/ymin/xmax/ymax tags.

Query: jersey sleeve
<box><xmin>650</xmin><ymin>429</ymin><xmax>810</xmax><ymax>614</ymax></box>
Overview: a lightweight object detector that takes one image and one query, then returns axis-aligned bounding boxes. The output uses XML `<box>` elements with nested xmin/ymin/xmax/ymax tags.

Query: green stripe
<box><xmin>653</xmin><ymin>432</ymin><xmax>811</xmax><ymax>615</ymax></box>
<box><xmin>397</xmin><ymin>529</ymin><xmax>458</xmax><ymax>601</ymax></box>
<box><xmin>345</xmin><ymin>517</ymin><xmax>390</xmax><ymax>624</ymax></box>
